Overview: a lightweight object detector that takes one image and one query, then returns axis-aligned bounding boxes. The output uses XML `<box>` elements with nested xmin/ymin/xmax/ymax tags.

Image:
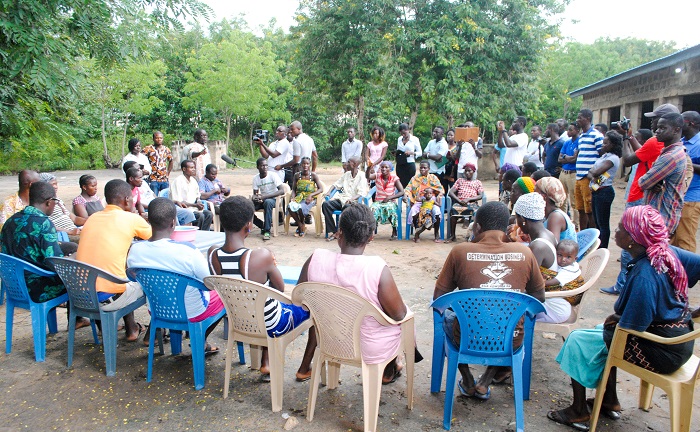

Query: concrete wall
<box><xmin>582</xmin><ymin>56</ymin><xmax>700</xmax><ymax>125</ymax></box>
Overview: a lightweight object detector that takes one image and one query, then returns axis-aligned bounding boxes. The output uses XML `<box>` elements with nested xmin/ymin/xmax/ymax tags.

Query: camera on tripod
<box><xmin>253</xmin><ymin>129</ymin><xmax>269</xmax><ymax>143</ymax></box>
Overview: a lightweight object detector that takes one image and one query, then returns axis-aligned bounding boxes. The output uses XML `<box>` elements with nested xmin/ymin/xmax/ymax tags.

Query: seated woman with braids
<box><xmin>295</xmin><ymin>202</ymin><xmax>410</xmax><ymax>383</ymax></box>
<box><xmin>547</xmin><ymin>205</ymin><xmax>698</xmax><ymax>430</ymax></box>
<box><xmin>288</xmin><ymin>157</ymin><xmax>323</xmax><ymax>237</ymax></box>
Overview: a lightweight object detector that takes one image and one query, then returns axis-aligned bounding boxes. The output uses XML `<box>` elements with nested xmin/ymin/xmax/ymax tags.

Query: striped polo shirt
<box><xmin>575</xmin><ymin>127</ymin><xmax>604</xmax><ymax>180</ymax></box>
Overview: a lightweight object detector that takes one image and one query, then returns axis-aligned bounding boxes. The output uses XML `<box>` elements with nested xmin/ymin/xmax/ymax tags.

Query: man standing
<box><xmin>76</xmin><ymin>179</ymin><xmax>152</xmax><ymax>341</ymax></box>
<box><xmin>143</xmin><ymin>131</ymin><xmax>173</xmax><ymax>195</ymax></box>
<box><xmin>525</xmin><ymin>125</ymin><xmax>544</xmax><ymax>168</ymax></box>
<box><xmin>198</xmin><ymin>164</ymin><xmax>230</xmax><ymax>211</ymax></box>
<box><xmin>672</xmin><ymin>111</ymin><xmax>700</xmax><ymax>252</ymax></box>
<box><xmin>543</xmin><ymin>123</ymin><xmax>564</xmax><ymax>178</ymax></box>
<box><xmin>290</xmin><ymin>121</ymin><xmax>318</xmax><ymax>172</ymax></box>
<box><xmin>170</xmin><ymin>160</ymin><xmax>213</xmax><ymax>231</ymax></box>
<box><xmin>434</xmin><ymin>201</ymin><xmax>545</xmax><ymax>398</ymax></box>
<box><xmin>497</xmin><ymin>121</ymin><xmax>528</xmax><ymax>168</ymax></box>
<box><xmin>252</xmin><ymin>158</ymin><xmax>285</xmax><ymax>241</ymax></box>
<box><xmin>456</xmin><ymin>121</ymin><xmax>483</xmax><ymax>179</ymax></box>
<box><xmin>558</xmin><ymin>123</ymin><xmax>581</xmax><ymax>230</ymax></box>
<box><xmin>0</xmin><ymin>170</ymin><xmax>40</xmax><ymax>229</ymax></box>
<box><xmin>423</xmin><ymin>126</ymin><xmax>449</xmax><ymax>188</ymax></box>
<box><xmin>574</xmin><ymin>109</ymin><xmax>604</xmax><ymax>230</ymax></box>
<box><xmin>341</xmin><ymin>127</ymin><xmax>363</xmax><ymax>172</ymax></box>
<box><xmin>322</xmin><ymin>156</ymin><xmax>369</xmax><ymax>240</ymax></box>
<box><xmin>257</xmin><ymin>125</ymin><xmax>295</xmax><ymax>184</ymax></box>
<box><xmin>601</xmin><ymin>103</ymin><xmax>679</xmax><ymax>295</ymax></box>
<box><xmin>183</xmin><ymin>129</ymin><xmax>212</xmax><ymax>180</ymax></box>
<box><xmin>638</xmin><ymin>113</ymin><xmax>687</xmax><ymax>235</ymax></box>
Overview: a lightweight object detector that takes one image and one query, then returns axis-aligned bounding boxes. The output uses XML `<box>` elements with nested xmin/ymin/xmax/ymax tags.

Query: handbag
<box><xmin>395</xmin><ymin>149</ymin><xmax>408</xmax><ymax>165</ymax></box>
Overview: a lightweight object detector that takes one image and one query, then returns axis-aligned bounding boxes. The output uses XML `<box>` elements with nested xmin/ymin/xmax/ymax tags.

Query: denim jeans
<box><xmin>149</xmin><ymin>181</ymin><xmax>170</xmax><ymax>196</ymax></box>
<box><xmin>614</xmin><ymin>198</ymin><xmax>645</xmax><ymax>290</ymax></box>
<box><xmin>591</xmin><ymin>186</ymin><xmax>615</xmax><ymax>249</ymax></box>
<box><xmin>253</xmin><ymin>198</ymin><xmax>276</xmax><ymax>233</ymax></box>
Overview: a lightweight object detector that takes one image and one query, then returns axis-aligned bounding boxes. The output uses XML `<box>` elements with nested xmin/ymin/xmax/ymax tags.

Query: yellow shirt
<box><xmin>76</xmin><ymin>205</ymin><xmax>151</xmax><ymax>293</ymax></box>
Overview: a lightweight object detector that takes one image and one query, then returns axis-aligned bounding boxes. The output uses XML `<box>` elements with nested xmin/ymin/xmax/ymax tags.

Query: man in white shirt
<box><xmin>182</xmin><ymin>129</ymin><xmax>212</xmax><ymax>180</ymax></box>
<box><xmin>497</xmin><ymin>121</ymin><xmax>529</xmax><ymax>167</ymax></box>
<box><xmin>341</xmin><ymin>127</ymin><xmax>363</xmax><ymax>172</ymax></box>
<box><xmin>456</xmin><ymin>121</ymin><xmax>484</xmax><ymax>179</ymax></box>
<box><xmin>423</xmin><ymin>126</ymin><xmax>449</xmax><ymax>175</ymax></box>
<box><xmin>170</xmin><ymin>160</ymin><xmax>213</xmax><ymax>230</ymax></box>
<box><xmin>322</xmin><ymin>156</ymin><xmax>369</xmax><ymax>240</ymax></box>
<box><xmin>290</xmin><ymin>120</ymin><xmax>318</xmax><ymax>171</ymax></box>
<box><xmin>257</xmin><ymin>125</ymin><xmax>294</xmax><ymax>184</ymax></box>
<box><xmin>525</xmin><ymin>125</ymin><xmax>545</xmax><ymax>168</ymax></box>
<box><xmin>252</xmin><ymin>157</ymin><xmax>285</xmax><ymax>241</ymax></box>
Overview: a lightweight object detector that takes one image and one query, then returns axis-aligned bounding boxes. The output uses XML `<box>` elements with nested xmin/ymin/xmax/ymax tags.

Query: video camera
<box><xmin>610</xmin><ymin>117</ymin><xmax>631</xmax><ymax>131</ymax></box>
<box><xmin>253</xmin><ymin>129</ymin><xmax>269</xmax><ymax>143</ymax></box>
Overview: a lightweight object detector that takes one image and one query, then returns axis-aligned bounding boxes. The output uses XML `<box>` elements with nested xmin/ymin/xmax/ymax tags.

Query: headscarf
<box><xmin>513</xmin><ymin>192</ymin><xmax>545</xmax><ymax>221</ymax></box>
<box><xmin>536</xmin><ymin>177</ymin><xmax>566</xmax><ymax>208</ymax></box>
<box><xmin>621</xmin><ymin>205</ymin><xmax>688</xmax><ymax>302</ymax></box>
<box><xmin>462</xmin><ymin>162</ymin><xmax>477</xmax><ymax>172</ymax></box>
<box><xmin>515</xmin><ymin>176</ymin><xmax>536</xmax><ymax>194</ymax></box>
<box><xmin>39</xmin><ymin>172</ymin><xmax>56</xmax><ymax>182</ymax></box>
<box><xmin>379</xmin><ymin>160</ymin><xmax>394</xmax><ymax>171</ymax></box>
<box><xmin>500</xmin><ymin>163</ymin><xmax>521</xmax><ymax>175</ymax></box>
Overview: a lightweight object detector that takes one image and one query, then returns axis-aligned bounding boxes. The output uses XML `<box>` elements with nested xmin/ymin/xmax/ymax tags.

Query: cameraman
<box><xmin>256</xmin><ymin>125</ymin><xmax>298</xmax><ymax>186</ymax></box>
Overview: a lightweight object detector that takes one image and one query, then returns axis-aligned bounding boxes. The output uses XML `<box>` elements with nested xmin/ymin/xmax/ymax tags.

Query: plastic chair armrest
<box><xmin>544</xmin><ymin>286</ymin><xmax>590</xmax><ymax>298</ymax></box>
<box><xmin>619</xmin><ymin>326</ymin><xmax>700</xmax><ymax>346</ymax></box>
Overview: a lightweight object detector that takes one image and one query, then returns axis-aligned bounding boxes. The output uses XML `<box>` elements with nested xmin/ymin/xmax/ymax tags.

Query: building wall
<box><xmin>582</xmin><ymin>56</ymin><xmax>700</xmax><ymax>126</ymax></box>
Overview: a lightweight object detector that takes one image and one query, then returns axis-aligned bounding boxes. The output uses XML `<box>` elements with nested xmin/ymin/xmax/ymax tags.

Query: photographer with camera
<box><xmin>182</xmin><ymin>129</ymin><xmax>211</xmax><ymax>180</ymax></box>
<box><xmin>256</xmin><ymin>125</ymin><xmax>297</xmax><ymax>185</ymax></box>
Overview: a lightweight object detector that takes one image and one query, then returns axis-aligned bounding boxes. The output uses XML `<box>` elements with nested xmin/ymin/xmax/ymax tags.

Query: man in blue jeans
<box><xmin>251</xmin><ymin>158</ymin><xmax>285</xmax><ymax>241</ymax></box>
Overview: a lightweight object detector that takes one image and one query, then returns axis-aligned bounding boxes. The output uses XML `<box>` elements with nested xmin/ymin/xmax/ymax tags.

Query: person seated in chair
<box><xmin>434</xmin><ymin>201</ymin><xmax>545</xmax><ymax>399</ymax></box>
<box><xmin>406</xmin><ymin>160</ymin><xmax>445</xmax><ymax>243</ymax></box>
<box><xmin>199</xmin><ymin>164</ymin><xmax>230</xmax><ymax>213</ymax></box>
<box><xmin>0</xmin><ymin>169</ymin><xmax>40</xmax><ymax>230</ymax></box>
<box><xmin>127</xmin><ymin>197</ymin><xmax>223</xmax><ymax>354</ymax></box>
<box><xmin>366</xmin><ymin>160</ymin><xmax>404</xmax><ymax>240</ymax></box>
<box><xmin>170</xmin><ymin>160</ymin><xmax>213</xmax><ymax>231</ymax></box>
<box><xmin>76</xmin><ymin>179</ymin><xmax>152</xmax><ymax>342</ymax></box>
<box><xmin>446</xmin><ymin>163</ymin><xmax>483</xmax><ymax>243</ymax></box>
<box><xmin>322</xmin><ymin>156</ymin><xmax>369</xmax><ymax>241</ymax></box>
<box><xmin>251</xmin><ymin>158</ymin><xmax>285</xmax><ymax>241</ymax></box>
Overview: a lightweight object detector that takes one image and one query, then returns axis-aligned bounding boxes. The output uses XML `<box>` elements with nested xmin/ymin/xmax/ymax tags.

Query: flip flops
<box><xmin>458</xmin><ymin>379</ymin><xmax>491</xmax><ymax>400</ymax></box>
<box><xmin>547</xmin><ymin>409</ymin><xmax>589</xmax><ymax>431</ymax></box>
<box><xmin>204</xmin><ymin>344</ymin><xmax>220</xmax><ymax>356</ymax></box>
<box><xmin>586</xmin><ymin>398</ymin><xmax>621</xmax><ymax>420</ymax></box>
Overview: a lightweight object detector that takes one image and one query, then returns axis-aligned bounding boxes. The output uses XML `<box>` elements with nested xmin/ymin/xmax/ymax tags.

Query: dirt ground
<box><xmin>0</xmin><ymin>164</ymin><xmax>698</xmax><ymax>432</ymax></box>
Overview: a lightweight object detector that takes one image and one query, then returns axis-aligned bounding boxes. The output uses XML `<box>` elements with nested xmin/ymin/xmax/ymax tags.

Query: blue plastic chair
<box><xmin>47</xmin><ymin>257</ymin><xmax>140</xmax><ymax>376</ymax></box>
<box><xmin>126</xmin><ymin>267</ymin><xmax>240</xmax><ymax>391</ymax></box>
<box><xmin>575</xmin><ymin>228</ymin><xmax>600</xmax><ymax>261</ymax></box>
<box><xmin>404</xmin><ymin>193</ymin><xmax>447</xmax><ymax>241</ymax></box>
<box><xmin>0</xmin><ymin>253</ymin><xmax>70</xmax><ymax>362</ymax></box>
<box><xmin>430</xmin><ymin>289</ymin><xmax>545</xmax><ymax>431</ymax></box>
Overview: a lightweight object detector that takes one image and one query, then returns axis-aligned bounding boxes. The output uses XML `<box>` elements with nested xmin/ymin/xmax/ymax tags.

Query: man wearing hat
<box><xmin>600</xmin><ymin>103</ymin><xmax>679</xmax><ymax>295</ymax></box>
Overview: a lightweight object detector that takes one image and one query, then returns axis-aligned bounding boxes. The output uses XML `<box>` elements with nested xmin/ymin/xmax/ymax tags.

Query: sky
<box><xmin>202</xmin><ymin>0</ymin><xmax>699</xmax><ymax>49</ymax></box>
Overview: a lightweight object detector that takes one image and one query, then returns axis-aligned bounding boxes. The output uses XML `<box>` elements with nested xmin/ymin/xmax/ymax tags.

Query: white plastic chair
<box><xmin>291</xmin><ymin>282</ymin><xmax>415</xmax><ymax>432</ymax></box>
<box><xmin>536</xmin><ymin>248</ymin><xmax>610</xmax><ymax>339</ymax></box>
<box><xmin>252</xmin><ymin>183</ymin><xmax>290</xmax><ymax>237</ymax></box>
<box><xmin>203</xmin><ymin>276</ymin><xmax>312</xmax><ymax>412</ymax></box>
<box><xmin>285</xmin><ymin>181</ymin><xmax>325</xmax><ymax>237</ymax></box>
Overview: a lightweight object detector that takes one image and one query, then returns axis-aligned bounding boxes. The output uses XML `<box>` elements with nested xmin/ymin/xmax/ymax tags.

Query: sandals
<box><xmin>204</xmin><ymin>344</ymin><xmax>220</xmax><ymax>356</ymax></box>
<box><xmin>586</xmin><ymin>398</ymin><xmax>621</xmax><ymax>420</ymax></box>
<box><xmin>326</xmin><ymin>233</ymin><xmax>339</xmax><ymax>242</ymax></box>
<box><xmin>458</xmin><ymin>379</ymin><xmax>491</xmax><ymax>400</ymax></box>
<box><xmin>295</xmin><ymin>370</ymin><xmax>312</xmax><ymax>382</ymax></box>
<box><xmin>382</xmin><ymin>362</ymin><xmax>403</xmax><ymax>385</ymax></box>
<box><xmin>547</xmin><ymin>409</ymin><xmax>589</xmax><ymax>431</ymax></box>
<box><xmin>125</xmin><ymin>323</ymin><xmax>146</xmax><ymax>342</ymax></box>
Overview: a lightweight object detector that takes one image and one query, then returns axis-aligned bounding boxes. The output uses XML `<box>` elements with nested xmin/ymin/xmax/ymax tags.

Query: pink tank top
<box><xmin>307</xmin><ymin>248</ymin><xmax>401</xmax><ymax>364</ymax></box>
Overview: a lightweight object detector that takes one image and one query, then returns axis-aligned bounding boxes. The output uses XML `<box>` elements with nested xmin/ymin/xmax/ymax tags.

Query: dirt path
<box><xmin>0</xmin><ymin>165</ymin><xmax>698</xmax><ymax>431</ymax></box>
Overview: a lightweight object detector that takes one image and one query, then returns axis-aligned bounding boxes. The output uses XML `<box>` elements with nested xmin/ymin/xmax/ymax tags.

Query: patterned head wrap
<box><xmin>515</xmin><ymin>176</ymin><xmax>536</xmax><ymax>194</ymax></box>
<box><xmin>500</xmin><ymin>163</ymin><xmax>521</xmax><ymax>175</ymax></box>
<box><xmin>379</xmin><ymin>160</ymin><xmax>394</xmax><ymax>171</ymax></box>
<box><xmin>39</xmin><ymin>172</ymin><xmax>56</xmax><ymax>182</ymax></box>
<box><xmin>462</xmin><ymin>162</ymin><xmax>477</xmax><ymax>172</ymax></box>
<box><xmin>513</xmin><ymin>192</ymin><xmax>545</xmax><ymax>221</ymax></box>
<box><xmin>621</xmin><ymin>205</ymin><xmax>688</xmax><ymax>303</ymax></box>
<box><xmin>536</xmin><ymin>177</ymin><xmax>566</xmax><ymax>208</ymax></box>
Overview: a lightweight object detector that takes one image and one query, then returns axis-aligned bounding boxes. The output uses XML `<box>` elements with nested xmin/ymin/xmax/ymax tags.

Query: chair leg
<box><xmin>237</xmin><ymin>341</ymin><xmax>245</xmax><ymax>364</ymax></box>
<box><xmin>170</xmin><ymin>330</ymin><xmax>183</xmax><ymax>355</ymax></box>
<box><xmin>190</xmin><ymin>328</ymin><xmax>206</xmax><ymax>390</ymax></box>
<box><xmin>223</xmin><ymin>334</ymin><xmax>235</xmax><ymax>399</ymax></box>
<box><xmin>589</xmin><ymin>364</ymin><xmax>614</xmax><ymax>432</ymax></box>
<box><xmin>361</xmin><ymin>362</ymin><xmax>384</xmax><ymax>432</ymax></box>
<box><xmin>250</xmin><ymin>345</ymin><xmax>262</xmax><ymax>370</ymax></box>
<box><xmin>147</xmin><ymin>324</ymin><xmax>157</xmax><ymax>383</ymax></box>
<box><xmin>89</xmin><ymin>320</ymin><xmax>100</xmax><ymax>344</ymax></box>
<box><xmin>403</xmin><ymin>342</ymin><xmax>415</xmax><ymax>410</ymax></box>
<box><xmin>67</xmin><ymin>310</ymin><xmax>77</xmax><ymax>368</ymax></box>
<box><xmin>512</xmin><ymin>361</ymin><xmax>525</xmax><ymax>432</ymax></box>
<box><xmin>677</xmin><ymin>382</ymin><xmax>694</xmax><ymax>432</ymax></box>
<box><xmin>306</xmin><ymin>351</ymin><xmax>323</xmax><ymax>422</ymax></box>
<box><xmin>31</xmin><ymin>305</ymin><xmax>48</xmax><ymax>362</ymax></box>
<box><xmin>221</xmin><ymin>316</ymin><xmax>228</xmax><ymax>340</ymax></box>
<box><xmin>443</xmin><ymin>354</ymin><xmax>459</xmax><ymax>430</ymax></box>
<box><xmin>327</xmin><ymin>361</ymin><xmax>341</xmax><ymax>390</ymax></box>
<box><xmin>47</xmin><ymin>307</ymin><xmax>58</xmax><ymax>334</ymax></box>
<box><xmin>268</xmin><ymin>341</ymin><xmax>285</xmax><ymax>412</ymax></box>
<box><xmin>638</xmin><ymin>379</ymin><xmax>655</xmax><ymax>411</ymax></box>
<box><xmin>5</xmin><ymin>301</ymin><xmax>14</xmax><ymax>354</ymax></box>
<box><xmin>431</xmin><ymin>336</ymin><xmax>445</xmax><ymax>393</ymax></box>
<box><xmin>102</xmin><ymin>315</ymin><xmax>120</xmax><ymax>376</ymax></box>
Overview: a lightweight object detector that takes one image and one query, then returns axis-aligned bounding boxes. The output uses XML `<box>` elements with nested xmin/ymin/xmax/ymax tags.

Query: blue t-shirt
<box><xmin>544</xmin><ymin>138</ymin><xmax>564</xmax><ymax>176</ymax></box>
<box><xmin>615</xmin><ymin>247</ymin><xmax>696</xmax><ymax>331</ymax></box>
<box><xmin>682</xmin><ymin>133</ymin><xmax>700</xmax><ymax>202</ymax></box>
<box><xmin>560</xmin><ymin>138</ymin><xmax>579</xmax><ymax>171</ymax></box>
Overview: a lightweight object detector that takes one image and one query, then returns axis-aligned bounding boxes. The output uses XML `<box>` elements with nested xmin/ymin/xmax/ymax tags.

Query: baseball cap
<box><xmin>644</xmin><ymin>103</ymin><xmax>680</xmax><ymax>118</ymax></box>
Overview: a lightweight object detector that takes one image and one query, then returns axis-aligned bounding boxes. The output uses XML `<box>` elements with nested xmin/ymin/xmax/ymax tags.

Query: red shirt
<box><xmin>628</xmin><ymin>137</ymin><xmax>664</xmax><ymax>203</ymax></box>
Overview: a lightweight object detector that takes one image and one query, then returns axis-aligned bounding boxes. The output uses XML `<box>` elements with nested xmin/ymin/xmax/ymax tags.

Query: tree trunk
<box><xmin>100</xmin><ymin>92</ymin><xmax>112</xmax><ymax>168</ymax></box>
<box><xmin>225</xmin><ymin>114</ymin><xmax>231</xmax><ymax>146</ymax></box>
<box><xmin>408</xmin><ymin>104</ymin><xmax>419</xmax><ymax>131</ymax></box>
<box><xmin>249</xmin><ymin>123</ymin><xmax>255</xmax><ymax>159</ymax></box>
<box><xmin>121</xmin><ymin>114</ymin><xmax>130</xmax><ymax>162</ymax></box>
<box><xmin>447</xmin><ymin>113</ymin><xmax>454</xmax><ymax>130</ymax></box>
<box><xmin>356</xmin><ymin>95</ymin><xmax>365</xmax><ymax>166</ymax></box>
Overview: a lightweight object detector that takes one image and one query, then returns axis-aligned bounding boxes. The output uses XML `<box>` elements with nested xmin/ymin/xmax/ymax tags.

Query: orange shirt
<box><xmin>76</xmin><ymin>205</ymin><xmax>151</xmax><ymax>293</ymax></box>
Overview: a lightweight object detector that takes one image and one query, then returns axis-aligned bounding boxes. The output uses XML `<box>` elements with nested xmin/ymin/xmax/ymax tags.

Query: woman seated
<box><xmin>208</xmin><ymin>196</ymin><xmax>310</xmax><ymax>381</ymax></box>
<box><xmin>547</xmin><ymin>206</ymin><xmax>697</xmax><ymax>430</ymax></box>
<box><xmin>296</xmin><ymin>203</ymin><xmax>409</xmax><ymax>383</ymax></box>
<box><xmin>507</xmin><ymin>176</ymin><xmax>536</xmax><ymax>242</ymax></box>
<box><xmin>367</xmin><ymin>161</ymin><xmax>404</xmax><ymax>240</ymax></box>
<box><xmin>288</xmin><ymin>157</ymin><xmax>323</xmax><ymax>237</ymax></box>
<box><xmin>405</xmin><ymin>160</ymin><xmax>445</xmax><ymax>243</ymax></box>
<box><xmin>535</xmin><ymin>177</ymin><xmax>577</xmax><ymax>242</ymax></box>
<box><xmin>513</xmin><ymin>192</ymin><xmax>574</xmax><ymax>324</ymax></box>
<box><xmin>446</xmin><ymin>163</ymin><xmax>483</xmax><ymax>243</ymax></box>
<box><xmin>72</xmin><ymin>174</ymin><xmax>105</xmax><ymax>224</ymax></box>
<box><xmin>40</xmin><ymin>173</ymin><xmax>80</xmax><ymax>235</ymax></box>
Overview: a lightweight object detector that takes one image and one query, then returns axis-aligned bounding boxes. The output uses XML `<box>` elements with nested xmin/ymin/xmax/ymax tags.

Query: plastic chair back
<box><xmin>576</xmin><ymin>228</ymin><xmax>600</xmax><ymax>261</ymax></box>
